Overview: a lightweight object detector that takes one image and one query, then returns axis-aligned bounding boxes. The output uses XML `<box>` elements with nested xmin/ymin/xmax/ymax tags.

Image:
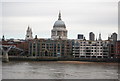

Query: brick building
<box><xmin>115</xmin><ymin>41</ymin><xmax>120</xmax><ymax>58</ymax></box>
<box><xmin>28</xmin><ymin>38</ymin><xmax>73</xmax><ymax>57</ymax></box>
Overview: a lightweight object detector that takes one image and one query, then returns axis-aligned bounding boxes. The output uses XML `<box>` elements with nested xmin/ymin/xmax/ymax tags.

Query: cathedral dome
<box><xmin>53</xmin><ymin>20</ymin><xmax>66</xmax><ymax>28</ymax></box>
<box><xmin>53</xmin><ymin>12</ymin><xmax>66</xmax><ymax>28</ymax></box>
<box><xmin>51</xmin><ymin>11</ymin><xmax>67</xmax><ymax>40</ymax></box>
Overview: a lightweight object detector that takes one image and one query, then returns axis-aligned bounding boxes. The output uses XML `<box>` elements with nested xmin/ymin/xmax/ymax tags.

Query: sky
<box><xmin>1</xmin><ymin>0</ymin><xmax>119</xmax><ymax>40</ymax></box>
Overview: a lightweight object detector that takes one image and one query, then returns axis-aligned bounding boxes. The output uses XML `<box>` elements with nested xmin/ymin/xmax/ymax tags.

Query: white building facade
<box><xmin>73</xmin><ymin>39</ymin><xmax>110</xmax><ymax>58</ymax></box>
<box><xmin>25</xmin><ymin>26</ymin><xmax>33</xmax><ymax>40</ymax></box>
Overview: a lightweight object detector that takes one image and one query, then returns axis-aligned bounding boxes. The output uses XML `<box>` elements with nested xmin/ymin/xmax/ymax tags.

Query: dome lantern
<box><xmin>58</xmin><ymin>11</ymin><xmax>61</xmax><ymax>20</ymax></box>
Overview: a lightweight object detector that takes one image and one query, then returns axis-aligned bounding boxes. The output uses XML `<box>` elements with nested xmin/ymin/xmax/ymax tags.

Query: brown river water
<box><xmin>2</xmin><ymin>61</ymin><xmax>118</xmax><ymax>79</ymax></box>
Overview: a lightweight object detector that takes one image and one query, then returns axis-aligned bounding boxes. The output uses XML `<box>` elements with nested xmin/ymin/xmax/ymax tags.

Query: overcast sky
<box><xmin>1</xmin><ymin>0</ymin><xmax>119</xmax><ymax>40</ymax></box>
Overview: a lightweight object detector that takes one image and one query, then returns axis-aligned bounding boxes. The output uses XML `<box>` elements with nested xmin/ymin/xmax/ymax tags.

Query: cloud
<box><xmin>2</xmin><ymin>0</ymin><xmax>118</xmax><ymax>40</ymax></box>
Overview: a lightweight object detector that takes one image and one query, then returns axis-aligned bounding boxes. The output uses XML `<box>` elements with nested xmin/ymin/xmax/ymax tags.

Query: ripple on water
<box><xmin>2</xmin><ymin>61</ymin><xmax>118</xmax><ymax>79</ymax></box>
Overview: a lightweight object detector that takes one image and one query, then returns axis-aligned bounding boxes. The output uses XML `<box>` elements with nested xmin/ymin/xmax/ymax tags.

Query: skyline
<box><xmin>1</xmin><ymin>0</ymin><xmax>119</xmax><ymax>40</ymax></box>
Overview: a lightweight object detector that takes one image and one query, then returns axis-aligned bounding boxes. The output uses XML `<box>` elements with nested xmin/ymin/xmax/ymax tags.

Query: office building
<box><xmin>89</xmin><ymin>32</ymin><xmax>95</xmax><ymax>41</ymax></box>
<box><xmin>77</xmin><ymin>34</ymin><xmax>84</xmax><ymax>40</ymax></box>
<box><xmin>111</xmin><ymin>32</ymin><xmax>117</xmax><ymax>42</ymax></box>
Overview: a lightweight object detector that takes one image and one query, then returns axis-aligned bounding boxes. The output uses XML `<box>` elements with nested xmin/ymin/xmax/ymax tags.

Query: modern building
<box><xmin>89</xmin><ymin>32</ymin><xmax>95</xmax><ymax>41</ymax></box>
<box><xmin>111</xmin><ymin>32</ymin><xmax>117</xmax><ymax>42</ymax></box>
<box><xmin>2</xmin><ymin>35</ymin><xmax>5</xmax><ymax>41</ymax></box>
<box><xmin>98</xmin><ymin>33</ymin><xmax>102</xmax><ymax>41</ymax></box>
<box><xmin>73</xmin><ymin>39</ymin><xmax>110</xmax><ymax>58</ymax></box>
<box><xmin>25</xmin><ymin>26</ymin><xmax>33</xmax><ymax>40</ymax></box>
<box><xmin>108</xmin><ymin>32</ymin><xmax>118</xmax><ymax>58</ymax></box>
<box><xmin>51</xmin><ymin>12</ymin><xmax>67</xmax><ymax>40</ymax></box>
<box><xmin>28</xmin><ymin>38</ymin><xmax>73</xmax><ymax>57</ymax></box>
<box><xmin>77</xmin><ymin>34</ymin><xmax>84</xmax><ymax>40</ymax></box>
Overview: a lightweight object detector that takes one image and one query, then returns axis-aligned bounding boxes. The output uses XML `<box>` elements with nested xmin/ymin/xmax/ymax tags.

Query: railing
<box><xmin>1</xmin><ymin>45</ymin><xmax>24</xmax><ymax>62</ymax></box>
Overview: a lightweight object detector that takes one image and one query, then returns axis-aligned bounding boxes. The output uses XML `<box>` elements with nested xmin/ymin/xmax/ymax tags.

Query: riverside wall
<box><xmin>6</xmin><ymin>56</ymin><xmax>119</xmax><ymax>63</ymax></box>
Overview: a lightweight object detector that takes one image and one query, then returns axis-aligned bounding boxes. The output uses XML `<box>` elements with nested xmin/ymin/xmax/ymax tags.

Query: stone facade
<box><xmin>25</xmin><ymin>26</ymin><xmax>33</xmax><ymax>40</ymax></box>
<box><xmin>51</xmin><ymin>12</ymin><xmax>67</xmax><ymax>40</ymax></box>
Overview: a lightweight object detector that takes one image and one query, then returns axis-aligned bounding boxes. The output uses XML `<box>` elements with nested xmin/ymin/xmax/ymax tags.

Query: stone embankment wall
<box><xmin>7</xmin><ymin>56</ymin><xmax>119</xmax><ymax>62</ymax></box>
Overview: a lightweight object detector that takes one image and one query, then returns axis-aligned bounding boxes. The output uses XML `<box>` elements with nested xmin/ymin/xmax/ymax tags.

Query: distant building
<box><xmin>111</xmin><ymin>32</ymin><xmax>117</xmax><ymax>42</ymax></box>
<box><xmin>2</xmin><ymin>35</ymin><xmax>5</xmax><ymax>41</ymax></box>
<box><xmin>73</xmin><ymin>40</ymin><xmax>110</xmax><ymax>58</ymax></box>
<box><xmin>98</xmin><ymin>33</ymin><xmax>102</xmax><ymax>41</ymax></box>
<box><xmin>115</xmin><ymin>41</ymin><xmax>120</xmax><ymax>58</ymax></box>
<box><xmin>108</xmin><ymin>32</ymin><xmax>117</xmax><ymax>58</ymax></box>
<box><xmin>77</xmin><ymin>34</ymin><xmax>84</xmax><ymax>40</ymax></box>
<box><xmin>108</xmin><ymin>32</ymin><xmax>117</xmax><ymax>42</ymax></box>
<box><xmin>89</xmin><ymin>32</ymin><xmax>95</xmax><ymax>41</ymax></box>
<box><xmin>28</xmin><ymin>39</ymin><xmax>73</xmax><ymax>57</ymax></box>
<box><xmin>51</xmin><ymin>12</ymin><xmax>67</xmax><ymax>40</ymax></box>
<box><xmin>2</xmin><ymin>11</ymin><xmax>118</xmax><ymax>60</ymax></box>
<box><xmin>25</xmin><ymin>26</ymin><xmax>33</xmax><ymax>40</ymax></box>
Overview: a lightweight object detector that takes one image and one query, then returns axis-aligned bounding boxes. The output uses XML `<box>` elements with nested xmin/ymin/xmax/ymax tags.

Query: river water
<box><xmin>2</xmin><ymin>61</ymin><xmax>118</xmax><ymax>79</ymax></box>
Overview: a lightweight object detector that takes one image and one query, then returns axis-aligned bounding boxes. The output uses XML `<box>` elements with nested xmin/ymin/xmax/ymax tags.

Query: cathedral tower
<box><xmin>51</xmin><ymin>11</ymin><xmax>67</xmax><ymax>40</ymax></box>
<box><xmin>25</xmin><ymin>26</ymin><xmax>33</xmax><ymax>40</ymax></box>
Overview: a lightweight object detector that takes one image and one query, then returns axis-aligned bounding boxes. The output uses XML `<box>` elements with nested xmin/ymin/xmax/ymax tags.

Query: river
<box><xmin>2</xmin><ymin>61</ymin><xmax>118</xmax><ymax>79</ymax></box>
